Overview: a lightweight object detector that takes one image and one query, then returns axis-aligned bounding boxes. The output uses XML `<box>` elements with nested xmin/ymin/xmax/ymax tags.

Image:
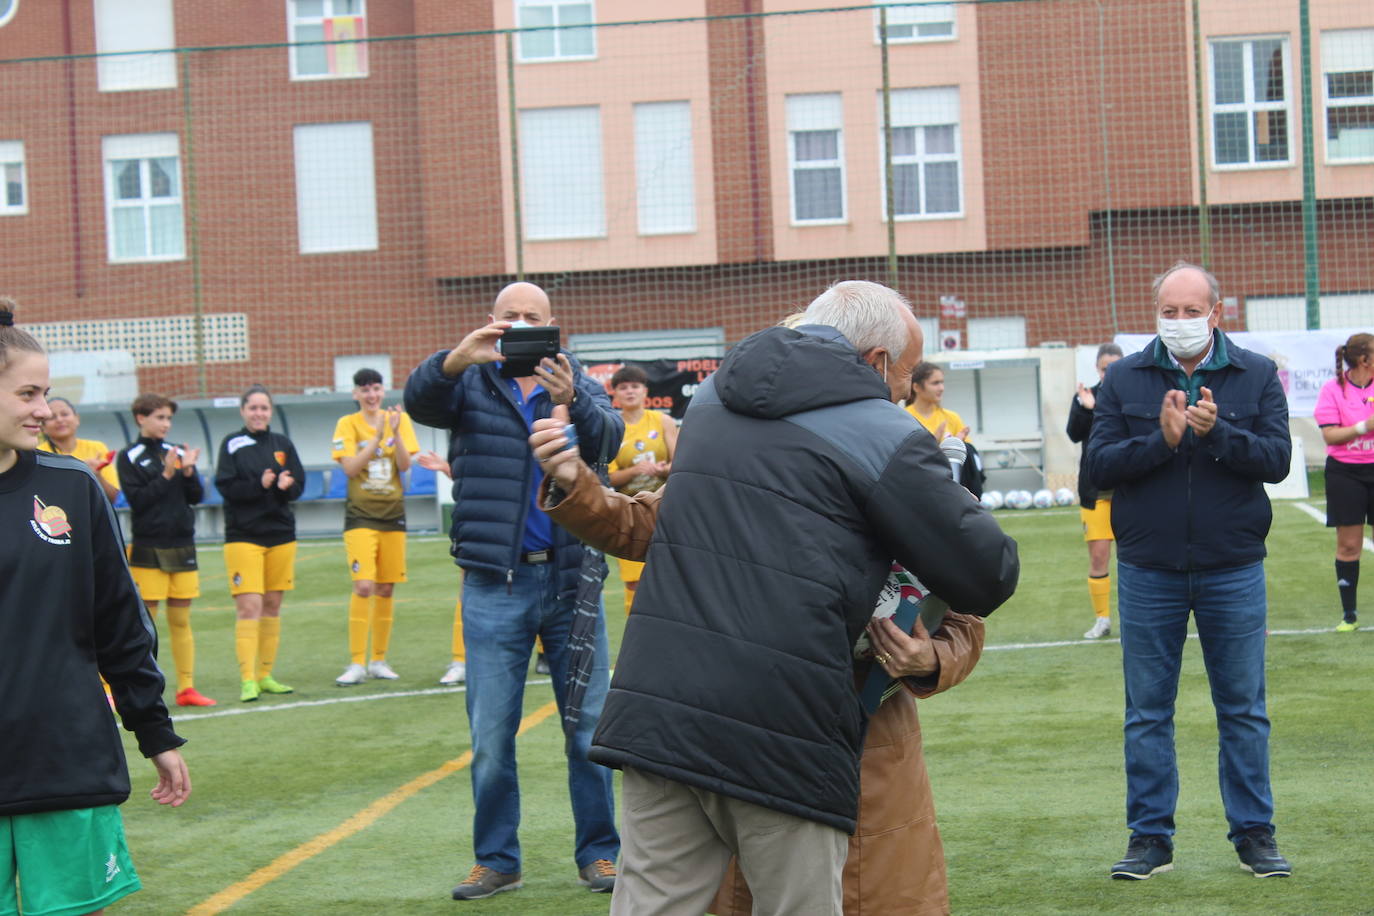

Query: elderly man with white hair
<box><xmin>533</xmin><ymin>280</ymin><xmax>1020</xmax><ymax>915</ymax></box>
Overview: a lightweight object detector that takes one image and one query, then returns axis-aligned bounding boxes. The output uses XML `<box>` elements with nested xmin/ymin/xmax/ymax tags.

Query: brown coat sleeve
<box><xmin>900</xmin><ymin>610</ymin><xmax>985</xmax><ymax>699</ymax></box>
<box><xmin>540</xmin><ymin>461</ymin><xmax>663</xmax><ymax>562</ymax></box>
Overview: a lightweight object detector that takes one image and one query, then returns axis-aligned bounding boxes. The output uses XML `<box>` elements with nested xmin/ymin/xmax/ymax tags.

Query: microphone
<box><xmin>939</xmin><ymin>435</ymin><xmax>966</xmax><ymax>482</ymax></box>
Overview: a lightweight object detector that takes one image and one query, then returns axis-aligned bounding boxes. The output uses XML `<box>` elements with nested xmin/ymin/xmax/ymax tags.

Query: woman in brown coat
<box><xmin>531</xmin><ymin>409</ymin><xmax>985</xmax><ymax>916</ymax></box>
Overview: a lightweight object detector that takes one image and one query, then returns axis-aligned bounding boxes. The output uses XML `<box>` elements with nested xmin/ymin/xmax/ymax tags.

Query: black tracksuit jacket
<box><xmin>214</xmin><ymin>427</ymin><xmax>305</xmax><ymax>546</ymax></box>
<box><xmin>0</xmin><ymin>450</ymin><xmax>184</xmax><ymax>816</ymax></box>
<box><xmin>117</xmin><ymin>436</ymin><xmax>204</xmax><ymax>548</ymax></box>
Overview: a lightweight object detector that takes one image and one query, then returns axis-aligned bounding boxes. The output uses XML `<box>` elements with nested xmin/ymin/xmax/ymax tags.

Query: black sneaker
<box><xmin>452</xmin><ymin>864</ymin><xmax>522</xmax><ymax>900</ymax></box>
<box><xmin>1110</xmin><ymin>835</ymin><xmax>1174</xmax><ymax>880</ymax></box>
<box><xmin>1235</xmin><ymin>827</ymin><xmax>1291</xmax><ymax>877</ymax></box>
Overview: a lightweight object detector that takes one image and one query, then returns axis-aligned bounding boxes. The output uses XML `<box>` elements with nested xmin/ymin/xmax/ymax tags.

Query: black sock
<box><xmin>1336</xmin><ymin>559</ymin><xmax>1359</xmax><ymax>618</ymax></box>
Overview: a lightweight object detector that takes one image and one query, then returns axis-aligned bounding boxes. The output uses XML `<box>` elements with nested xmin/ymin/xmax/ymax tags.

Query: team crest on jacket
<box><xmin>31</xmin><ymin>496</ymin><xmax>73</xmax><ymax>545</ymax></box>
<box><xmin>273</xmin><ymin>451</ymin><xmax>287</xmax><ymax>466</ymax></box>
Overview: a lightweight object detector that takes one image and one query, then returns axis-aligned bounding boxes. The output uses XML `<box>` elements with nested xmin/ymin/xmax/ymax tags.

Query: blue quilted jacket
<box><xmin>404</xmin><ymin>350</ymin><xmax>622</xmax><ymax>598</ymax></box>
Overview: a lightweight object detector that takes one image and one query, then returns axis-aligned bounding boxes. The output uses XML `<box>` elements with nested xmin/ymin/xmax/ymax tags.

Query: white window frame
<box><xmin>874</xmin><ymin>2</ymin><xmax>955</xmax><ymax>45</ymax></box>
<box><xmin>878</xmin><ymin>87</ymin><xmax>962</xmax><ymax>220</ymax></box>
<box><xmin>288</xmin><ymin>0</ymin><xmax>369</xmax><ymax>81</ymax></box>
<box><xmin>1321</xmin><ymin>29</ymin><xmax>1374</xmax><ymax>164</ymax></box>
<box><xmin>0</xmin><ymin>0</ymin><xmax>20</xmax><ymax>28</ymax></box>
<box><xmin>93</xmin><ymin>0</ymin><xmax>177</xmax><ymax>92</ymax></box>
<box><xmin>634</xmin><ymin>101</ymin><xmax>696</xmax><ymax>236</ymax></box>
<box><xmin>293</xmin><ymin>121</ymin><xmax>379</xmax><ymax>254</ymax></box>
<box><xmin>1</xmin><ymin>140</ymin><xmax>26</xmax><ymax>216</ymax></box>
<box><xmin>787</xmin><ymin>93</ymin><xmax>847</xmax><ymax>226</ymax></box>
<box><xmin>515</xmin><ymin>0</ymin><xmax>596</xmax><ymax>63</ymax></box>
<box><xmin>1208</xmin><ymin>35</ymin><xmax>1293</xmax><ymax>170</ymax></box>
<box><xmin>102</xmin><ymin>133</ymin><xmax>185</xmax><ymax>263</ymax></box>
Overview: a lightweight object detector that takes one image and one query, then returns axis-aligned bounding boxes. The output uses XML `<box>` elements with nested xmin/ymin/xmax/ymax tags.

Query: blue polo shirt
<box><xmin>509</xmin><ymin>378</ymin><xmax>555</xmax><ymax>552</ymax></box>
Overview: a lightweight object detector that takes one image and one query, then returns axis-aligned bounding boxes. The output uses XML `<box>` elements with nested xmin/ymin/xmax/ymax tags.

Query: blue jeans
<box><xmin>1117</xmin><ymin>560</ymin><xmax>1274</xmax><ymax>842</ymax></box>
<box><xmin>461</xmin><ymin>563</ymin><xmax>619</xmax><ymax>874</ymax></box>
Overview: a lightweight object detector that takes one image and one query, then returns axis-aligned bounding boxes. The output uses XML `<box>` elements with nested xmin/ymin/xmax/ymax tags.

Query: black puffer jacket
<box><xmin>588</xmin><ymin>325</ymin><xmax>1019</xmax><ymax>833</ymax></box>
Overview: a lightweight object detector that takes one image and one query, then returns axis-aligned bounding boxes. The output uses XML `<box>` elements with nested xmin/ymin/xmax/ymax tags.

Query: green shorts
<box><xmin>0</xmin><ymin>806</ymin><xmax>141</xmax><ymax>916</ymax></box>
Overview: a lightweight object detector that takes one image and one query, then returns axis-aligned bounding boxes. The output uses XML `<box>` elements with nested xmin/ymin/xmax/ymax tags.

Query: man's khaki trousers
<box><xmin>610</xmin><ymin>765</ymin><xmax>847</xmax><ymax>916</ymax></box>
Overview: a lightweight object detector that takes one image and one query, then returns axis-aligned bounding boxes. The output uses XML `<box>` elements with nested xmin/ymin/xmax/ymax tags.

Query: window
<box><xmin>1</xmin><ymin>141</ymin><xmax>25</xmax><ymax>215</ymax></box>
<box><xmin>289</xmin><ymin>0</ymin><xmax>367</xmax><ymax>79</ymax></box>
<box><xmin>93</xmin><ymin>0</ymin><xmax>176</xmax><ymax>92</ymax></box>
<box><xmin>634</xmin><ymin>101</ymin><xmax>695</xmax><ymax>236</ymax></box>
<box><xmin>967</xmin><ymin>316</ymin><xmax>1027</xmax><ymax>350</ymax></box>
<box><xmin>879</xmin><ymin>87</ymin><xmax>961</xmax><ymax>218</ymax></box>
<box><xmin>293</xmin><ymin>122</ymin><xmax>378</xmax><ymax>253</ymax></box>
<box><xmin>1210</xmin><ymin>37</ymin><xmax>1291</xmax><ymax>167</ymax></box>
<box><xmin>102</xmin><ymin>134</ymin><xmax>183</xmax><ymax>262</ymax></box>
<box><xmin>875</xmin><ymin>2</ymin><xmax>954</xmax><ymax>44</ymax></box>
<box><xmin>519</xmin><ymin>106</ymin><xmax>605</xmax><ymax>240</ymax></box>
<box><xmin>1322</xmin><ymin>29</ymin><xmax>1374</xmax><ymax>162</ymax></box>
<box><xmin>516</xmin><ymin>0</ymin><xmax>594</xmax><ymax>62</ymax></box>
<box><xmin>0</xmin><ymin>0</ymin><xmax>18</xmax><ymax>28</ymax></box>
<box><xmin>787</xmin><ymin>93</ymin><xmax>845</xmax><ymax>224</ymax></box>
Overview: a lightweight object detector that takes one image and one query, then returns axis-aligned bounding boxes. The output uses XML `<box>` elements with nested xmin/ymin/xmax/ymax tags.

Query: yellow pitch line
<box><xmin>185</xmin><ymin>700</ymin><xmax>560</xmax><ymax>915</ymax></box>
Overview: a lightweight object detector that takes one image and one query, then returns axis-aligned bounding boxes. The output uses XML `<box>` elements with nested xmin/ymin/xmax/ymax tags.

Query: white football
<box><xmin>1032</xmin><ymin>489</ymin><xmax>1054</xmax><ymax>509</ymax></box>
<box><xmin>1006</xmin><ymin>489</ymin><xmax>1033</xmax><ymax>510</ymax></box>
<box><xmin>1054</xmin><ymin>487</ymin><xmax>1077</xmax><ymax>507</ymax></box>
<box><xmin>980</xmin><ymin>490</ymin><xmax>1004</xmax><ymax>510</ymax></box>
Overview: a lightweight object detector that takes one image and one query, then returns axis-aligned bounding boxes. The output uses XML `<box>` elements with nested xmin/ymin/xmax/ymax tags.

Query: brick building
<box><xmin>0</xmin><ymin>0</ymin><xmax>1370</xmax><ymax>397</ymax></box>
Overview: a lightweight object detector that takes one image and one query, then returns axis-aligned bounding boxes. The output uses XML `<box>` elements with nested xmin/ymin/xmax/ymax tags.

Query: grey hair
<box><xmin>1096</xmin><ymin>342</ymin><xmax>1123</xmax><ymax>361</ymax></box>
<box><xmin>1152</xmin><ymin>260</ymin><xmax>1220</xmax><ymax>304</ymax></box>
<box><xmin>800</xmin><ymin>280</ymin><xmax>913</xmax><ymax>361</ymax></box>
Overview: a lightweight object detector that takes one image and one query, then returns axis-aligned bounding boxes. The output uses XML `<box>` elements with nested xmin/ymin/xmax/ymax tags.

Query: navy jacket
<box><xmin>404</xmin><ymin>350</ymin><xmax>621</xmax><ymax>597</ymax></box>
<box><xmin>1087</xmin><ymin>333</ymin><xmax>1290</xmax><ymax>571</ymax></box>
<box><xmin>588</xmin><ymin>325</ymin><xmax>1019</xmax><ymax>833</ymax></box>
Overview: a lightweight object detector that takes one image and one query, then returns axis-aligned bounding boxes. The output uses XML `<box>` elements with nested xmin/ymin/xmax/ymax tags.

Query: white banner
<box><xmin>1114</xmin><ymin>328</ymin><xmax>1368</xmax><ymax>418</ymax></box>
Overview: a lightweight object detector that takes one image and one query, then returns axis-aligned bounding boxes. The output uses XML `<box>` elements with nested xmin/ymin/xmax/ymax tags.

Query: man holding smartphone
<box><xmin>404</xmin><ymin>282</ymin><xmax>623</xmax><ymax>902</ymax></box>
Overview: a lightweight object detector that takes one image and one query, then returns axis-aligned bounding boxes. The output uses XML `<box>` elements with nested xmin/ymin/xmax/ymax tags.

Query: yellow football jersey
<box><xmin>610</xmin><ymin>410</ymin><xmax>672</xmax><ymax>496</ymax></box>
<box><xmin>331</xmin><ymin>411</ymin><xmax>420</xmax><ymax>530</ymax></box>
<box><xmin>39</xmin><ymin>436</ymin><xmax>121</xmax><ymax>492</ymax></box>
<box><xmin>905</xmin><ymin>404</ymin><xmax>969</xmax><ymax>442</ymax></box>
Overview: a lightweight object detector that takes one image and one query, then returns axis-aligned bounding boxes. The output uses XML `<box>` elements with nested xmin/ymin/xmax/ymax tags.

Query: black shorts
<box><xmin>1325</xmin><ymin>457</ymin><xmax>1374</xmax><ymax>527</ymax></box>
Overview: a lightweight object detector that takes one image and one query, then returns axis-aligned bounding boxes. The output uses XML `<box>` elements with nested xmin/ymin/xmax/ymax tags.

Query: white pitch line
<box><xmin>986</xmin><ymin>625</ymin><xmax>1340</xmax><ymax>652</ymax></box>
<box><xmin>174</xmin><ymin>619</ymin><xmax>1357</xmax><ymax>724</ymax></box>
<box><xmin>1290</xmin><ymin>501</ymin><xmax>1374</xmax><ymax>553</ymax></box>
<box><xmin>173</xmin><ymin>678</ymin><xmax>553</xmax><ymax>722</ymax></box>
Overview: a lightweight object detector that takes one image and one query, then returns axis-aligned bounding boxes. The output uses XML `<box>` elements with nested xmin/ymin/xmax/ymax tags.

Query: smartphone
<box><xmin>498</xmin><ymin>326</ymin><xmax>561</xmax><ymax>378</ymax></box>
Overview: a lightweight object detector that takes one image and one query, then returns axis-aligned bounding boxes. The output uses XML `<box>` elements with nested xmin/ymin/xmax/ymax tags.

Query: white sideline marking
<box><xmin>986</xmin><ymin>626</ymin><xmax>1340</xmax><ymax>652</ymax></box>
<box><xmin>173</xmin><ymin>678</ymin><xmax>553</xmax><ymax>722</ymax></box>
<box><xmin>177</xmin><ymin>620</ymin><xmax>1356</xmax><ymax>724</ymax></box>
<box><xmin>1290</xmin><ymin>501</ymin><xmax>1374</xmax><ymax>553</ymax></box>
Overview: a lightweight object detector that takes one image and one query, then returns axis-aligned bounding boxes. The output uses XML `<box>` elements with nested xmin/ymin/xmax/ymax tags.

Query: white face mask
<box><xmin>1157</xmin><ymin>310</ymin><xmax>1214</xmax><ymax>359</ymax></box>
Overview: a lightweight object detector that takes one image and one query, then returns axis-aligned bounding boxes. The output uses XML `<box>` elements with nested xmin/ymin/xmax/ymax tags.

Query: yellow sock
<box><xmin>624</xmin><ymin>585</ymin><xmax>636</xmax><ymax>615</ymax></box>
<box><xmin>1088</xmin><ymin>575</ymin><xmax>1111</xmax><ymax>619</ymax></box>
<box><xmin>257</xmin><ymin>616</ymin><xmax>282</xmax><ymax>680</ymax></box>
<box><xmin>166</xmin><ymin>603</ymin><xmax>195</xmax><ymax>693</ymax></box>
<box><xmin>235</xmin><ymin>618</ymin><xmax>259</xmax><ymax>682</ymax></box>
<box><xmin>451</xmin><ymin>600</ymin><xmax>465</xmax><ymax>662</ymax></box>
<box><xmin>370</xmin><ymin>594</ymin><xmax>394</xmax><ymax>662</ymax></box>
<box><xmin>348</xmin><ymin>594</ymin><xmax>371</xmax><ymax>666</ymax></box>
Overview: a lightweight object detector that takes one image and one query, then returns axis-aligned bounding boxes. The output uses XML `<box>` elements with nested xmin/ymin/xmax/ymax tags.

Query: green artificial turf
<box><xmin>114</xmin><ymin>501</ymin><xmax>1371</xmax><ymax>914</ymax></box>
